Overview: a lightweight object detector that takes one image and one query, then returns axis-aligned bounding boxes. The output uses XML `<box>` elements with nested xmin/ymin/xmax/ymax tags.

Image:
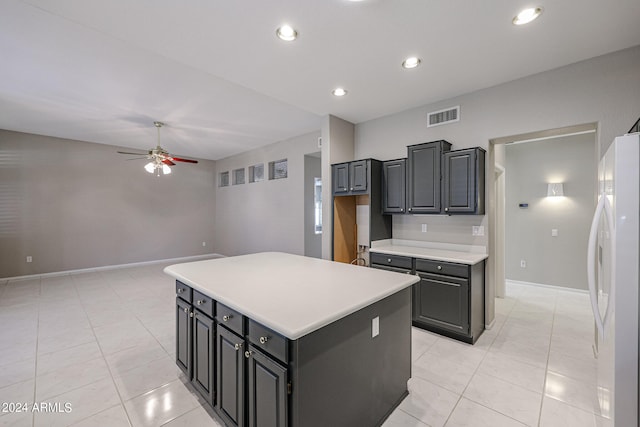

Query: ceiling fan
<box><xmin>118</xmin><ymin>121</ymin><xmax>198</xmax><ymax>175</ymax></box>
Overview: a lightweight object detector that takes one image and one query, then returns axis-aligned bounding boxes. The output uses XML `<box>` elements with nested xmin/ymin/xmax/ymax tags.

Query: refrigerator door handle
<box><xmin>587</xmin><ymin>193</ymin><xmax>615</xmax><ymax>339</ymax></box>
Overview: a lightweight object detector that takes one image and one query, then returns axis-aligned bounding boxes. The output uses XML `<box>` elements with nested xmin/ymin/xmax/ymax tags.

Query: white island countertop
<box><xmin>370</xmin><ymin>239</ymin><xmax>488</xmax><ymax>265</ymax></box>
<box><xmin>164</xmin><ymin>252</ymin><xmax>419</xmax><ymax>340</ymax></box>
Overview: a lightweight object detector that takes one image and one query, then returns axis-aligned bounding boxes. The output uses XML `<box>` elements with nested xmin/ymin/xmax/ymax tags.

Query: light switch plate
<box><xmin>372</xmin><ymin>316</ymin><xmax>379</xmax><ymax>338</ymax></box>
<box><xmin>551</xmin><ymin>229</ymin><xmax>558</xmax><ymax>237</ymax></box>
<box><xmin>421</xmin><ymin>224</ymin><xmax>427</xmax><ymax>233</ymax></box>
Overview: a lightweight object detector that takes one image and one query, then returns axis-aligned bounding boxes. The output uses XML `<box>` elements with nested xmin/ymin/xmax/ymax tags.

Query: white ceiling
<box><xmin>1</xmin><ymin>0</ymin><xmax>639</xmax><ymax>160</ymax></box>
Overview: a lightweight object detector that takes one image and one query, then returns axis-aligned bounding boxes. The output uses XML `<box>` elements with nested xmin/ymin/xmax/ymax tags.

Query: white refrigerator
<box><xmin>588</xmin><ymin>132</ymin><xmax>639</xmax><ymax>426</ymax></box>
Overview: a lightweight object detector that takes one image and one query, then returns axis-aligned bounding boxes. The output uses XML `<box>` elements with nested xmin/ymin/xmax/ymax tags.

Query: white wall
<box><xmin>353</xmin><ymin>45</ymin><xmax>640</xmax><ymax>323</ymax></box>
<box><xmin>214</xmin><ymin>131</ymin><xmax>320</xmax><ymax>256</ymax></box>
<box><xmin>505</xmin><ymin>133</ymin><xmax>596</xmax><ymax>290</ymax></box>
<box><xmin>0</xmin><ymin>130</ymin><xmax>217</xmax><ymax>278</ymax></box>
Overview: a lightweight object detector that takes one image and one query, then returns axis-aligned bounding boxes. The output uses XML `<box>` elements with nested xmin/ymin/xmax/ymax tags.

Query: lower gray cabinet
<box><xmin>414</xmin><ymin>273</ymin><xmax>470</xmax><ymax>336</ymax></box>
<box><xmin>246</xmin><ymin>346</ymin><xmax>288</xmax><ymax>427</ymax></box>
<box><xmin>412</xmin><ymin>259</ymin><xmax>485</xmax><ymax>344</ymax></box>
<box><xmin>192</xmin><ymin>310</ymin><xmax>215</xmax><ymax>405</ymax></box>
<box><xmin>216</xmin><ymin>326</ymin><xmax>245</xmax><ymax>427</ymax></box>
<box><xmin>176</xmin><ymin>297</ymin><xmax>192</xmax><ymax>377</ymax></box>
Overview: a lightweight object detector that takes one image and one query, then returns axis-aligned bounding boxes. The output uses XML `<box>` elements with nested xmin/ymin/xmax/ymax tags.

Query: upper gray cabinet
<box><xmin>407</xmin><ymin>140</ymin><xmax>452</xmax><ymax>214</ymax></box>
<box><xmin>332</xmin><ymin>162</ymin><xmax>350</xmax><ymax>194</ymax></box>
<box><xmin>443</xmin><ymin>148</ymin><xmax>485</xmax><ymax>215</ymax></box>
<box><xmin>331</xmin><ymin>159</ymin><xmax>369</xmax><ymax>195</ymax></box>
<box><xmin>382</xmin><ymin>159</ymin><xmax>406</xmax><ymax>214</ymax></box>
<box><xmin>349</xmin><ymin>160</ymin><xmax>368</xmax><ymax>193</ymax></box>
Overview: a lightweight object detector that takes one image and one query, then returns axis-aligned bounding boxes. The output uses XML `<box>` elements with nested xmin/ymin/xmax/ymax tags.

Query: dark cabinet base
<box><xmin>412</xmin><ymin>260</ymin><xmax>485</xmax><ymax>344</ymax></box>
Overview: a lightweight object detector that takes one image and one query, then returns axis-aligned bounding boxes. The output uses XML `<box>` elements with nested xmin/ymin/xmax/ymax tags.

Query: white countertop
<box><xmin>164</xmin><ymin>252</ymin><xmax>419</xmax><ymax>340</ymax></box>
<box><xmin>370</xmin><ymin>240</ymin><xmax>488</xmax><ymax>265</ymax></box>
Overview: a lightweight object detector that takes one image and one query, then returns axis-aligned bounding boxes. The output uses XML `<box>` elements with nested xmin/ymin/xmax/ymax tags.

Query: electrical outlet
<box><xmin>421</xmin><ymin>224</ymin><xmax>427</xmax><ymax>233</ymax></box>
<box><xmin>520</xmin><ymin>259</ymin><xmax>526</xmax><ymax>268</ymax></box>
<box><xmin>372</xmin><ymin>316</ymin><xmax>379</xmax><ymax>338</ymax></box>
<box><xmin>26</xmin><ymin>256</ymin><xmax>32</xmax><ymax>263</ymax></box>
<box><xmin>551</xmin><ymin>229</ymin><xmax>558</xmax><ymax>237</ymax></box>
<box><xmin>202</xmin><ymin>241</ymin><xmax>206</xmax><ymax>247</ymax></box>
<box><xmin>472</xmin><ymin>226</ymin><xmax>484</xmax><ymax>236</ymax></box>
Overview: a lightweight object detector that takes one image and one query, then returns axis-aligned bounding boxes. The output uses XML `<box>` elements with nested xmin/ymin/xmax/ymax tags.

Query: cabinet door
<box><xmin>216</xmin><ymin>326</ymin><xmax>245</xmax><ymax>427</ymax></box>
<box><xmin>382</xmin><ymin>159</ymin><xmax>406</xmax><ymax>213</ymax></box>
<box><xmin>414</xmin><ymin>273</ymin><xmax>470</xmax><ymax>336</ymax></box>
<box><xmin>350</xmin><ymin>160</ymin><xmax>368</xmax><ymax>193</ymax></box>
<box><xmin>332</xmin><ymin>163</ymin><xmax>349</xmax><ymax>194</ymax></box>
<box><xmin>407</xmin><ymin>143</ymin><xmax>445</xmax><ymax>214</ymax></box>
<box><xmin>247</xmin><ymin>346</ymin><xmax>288</xmax><ymax>427</ymax></box>
<box><xmin>192</xmin><ymin>310</ymin><xmax>215</xmax><ymax>405</ymax></box>
<box><xmin>443</xmin><ymin>149</ymin><xmax>476</xmax><ymax>214</ymax></box>
<box><xmin>176</xmin><ymin>298</ymin><xmax>192</xmax><ymax>377</ymax></box>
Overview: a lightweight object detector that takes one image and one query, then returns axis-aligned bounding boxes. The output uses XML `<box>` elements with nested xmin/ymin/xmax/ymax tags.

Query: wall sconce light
<box><xmin>547</xmin><ymin>183</ymin><xmax>564</xmax><ymax>197</ymax></box>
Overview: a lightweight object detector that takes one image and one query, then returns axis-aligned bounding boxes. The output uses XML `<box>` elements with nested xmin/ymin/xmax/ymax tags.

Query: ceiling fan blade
<box><xmin>125</xmin><ymin>157</ymin><xmax>148</xmax><ymax>161</ymax></box>
<box><xmin>162</xmin><ymin>159</ymin><xmax>176</xmax><ymax>166</ymax></box>
<box><xmin>170</xmin><ymin>157</ymin><xmax>198</xmax><ymax>164</ymax></box>
<box><xmin>117</xmin><ymin>150</ymin><xmax>149</xmax><ymax>155</ymax></box>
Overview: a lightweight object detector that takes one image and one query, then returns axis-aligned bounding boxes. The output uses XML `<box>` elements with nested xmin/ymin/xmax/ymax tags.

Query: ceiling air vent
<box><xmin>427</xmin><ymin>106</ymin><xmax>460</xmax><ymax>128</ymax></box>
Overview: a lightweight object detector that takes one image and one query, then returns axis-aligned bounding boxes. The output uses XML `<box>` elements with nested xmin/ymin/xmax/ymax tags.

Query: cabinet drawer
<box><xmin>176</xmin><ymin>281</ymin><xmax>192</xmax><ymax>303</ymax></box>
<box><xmin>193</xmin><ymin>290</ymin><xmax>214</xmax><ymax>318</ymax></box>
<box><xmin>248</xmin><ymin>320</ymin><xmax>288</xmax><ymax>364</ymax></box>
<box><xmin>216</xmin><ymin>302</ymin><xmax>244</xmax><ymax>335</ymax></box>
<box><xmin>370</xmin><ymin>253</ymin><xmax>413</xmax><ymax>270</ymax></box>
<box><xmin>415</xmin><ymin>259</ymin><xmax>469</xmax><ymax>278</ymax></box>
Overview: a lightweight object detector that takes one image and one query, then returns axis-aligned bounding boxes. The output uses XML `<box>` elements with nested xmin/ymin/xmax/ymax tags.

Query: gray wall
<box><xmin>0</xmin><ymin>130</ymin><xmax>216</xmax><ymax>278</ymax></box>
<box><xmin>304</xmin><ymin>154</ymin><xmax>322</xmax><ymax>258</ymax></box>
<box><xmin>354</xmin><ymin>45</ymin><xmax>640</xmax><ymax>249</ymax></box>
<box><xmin>214</xmin><ymin>131</ymin><xmax>320</xmax><ymax>256</ymax></box>
<box><xmin>505</xmin><ymin>133</ymin><xmax>596</xmax><ymax>290</ymax></box>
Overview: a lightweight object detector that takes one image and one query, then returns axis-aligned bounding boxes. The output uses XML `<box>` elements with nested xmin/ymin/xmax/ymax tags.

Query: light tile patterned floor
<box><xmin>0</xmin><ymin>266</ymin><xmax>606</xmax><ymax>427</ymax></box>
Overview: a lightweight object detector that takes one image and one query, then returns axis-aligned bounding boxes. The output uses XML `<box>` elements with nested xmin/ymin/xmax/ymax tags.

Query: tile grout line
<box><xmin>31</xmin><ymin>276</ymin><xmax>41</xmax><ymax>427</ymax></box>
<box><xmin>536</xmin><ymin>290</ymin><xmax>559</xmax><ymax>426</ymax></box>
<box><xmin>71</xmin><ymin>274</ymin><xmax>136</xmax><ymax>427</ymax></box>
<box><xmin>441</xmin><ymin>290</ymin><xmax>524</xmax><ymax>426</ymax></box>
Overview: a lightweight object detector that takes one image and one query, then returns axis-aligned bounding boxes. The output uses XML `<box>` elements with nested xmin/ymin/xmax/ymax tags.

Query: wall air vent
<box><xmin>427</xmin><ymin>106</ymin><xmax>460</xmax><ymax>128</ymax></box>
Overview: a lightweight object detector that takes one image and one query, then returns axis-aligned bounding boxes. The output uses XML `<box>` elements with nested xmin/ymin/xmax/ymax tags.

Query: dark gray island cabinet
<box><xmin>167</xmin><ymin>252</ymin><xmax>418</xmax><ymax>427</ymax></box>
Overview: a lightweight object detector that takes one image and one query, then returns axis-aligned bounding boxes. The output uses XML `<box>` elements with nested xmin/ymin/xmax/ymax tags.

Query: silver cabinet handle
<box><xmin>223</xmin><ymin>315</ymin><xmax>232</xmax><ymax>322</ymax></box>
<box><xmin>196</xmin><ymin>299</ymin><xmax>205</xmax><ymax>306</ymax></box>
<box><xmin>259</xmin><ymin>336</ymin><xmax>269</xmax><ymax>344</ymax></box>
<box><xmin>177</xmin><ymin>288</ymin><xmax>184</xmax><ymax>294</ymax></box>
<box><xmin>244</xmin><ymin>350</ymin><xmax>253</xmax><ymax>359</ymax></box>
<box><xmin>183</xmin><ymin>307</ymin><xmax>189</xmax><ymax>313</ymax></box>
<box><xmin>400</xmin><ymin>209</ymin><xmax>404</xmax><ymax>212</ymax></box>
<box><xmin>437</xmin><ymin>265</ymin><xmax>442</xmax><ymax>270</ymax></box>
<box><xmin>444</xmin><ymin>207</ymin><xmax>449</xmax><ymax>212</ymax></box>
<box><xmin>234</xmin><ymin>343</ymin><xmax>242</xmax><ymax>351</ymax></box>
<box><xmin>189</xmin><ymin>312</ymin><xmax>194</xmax><ymax>318</ymax></box>
<box><xmin>387</xmin><ymin>258</ymin><xmax>391</xmax><ymax>263</ymax></box>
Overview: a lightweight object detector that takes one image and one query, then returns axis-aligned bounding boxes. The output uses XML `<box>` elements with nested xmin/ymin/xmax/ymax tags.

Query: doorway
<box><xmin>489</xmin><ymin>123</ymin><xmax>598</xmax><ymax>299</ymax></box>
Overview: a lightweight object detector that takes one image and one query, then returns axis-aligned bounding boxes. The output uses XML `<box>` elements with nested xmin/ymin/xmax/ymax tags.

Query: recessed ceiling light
<box><xmin>512</xmin><ymin>7</ymin><xmax>543</xmax><ymax>25</ymax></box>
<box><xmin>332</xmin><ymin>88</ymin><xmax>348</xmax><ymax>97</ymax></box>
<box><xmin>276</xmin><ymin>25</ymin><xmax>298</xmax><ymax>41</ymax></box>
<box><xmin>402</xmin><ymin>56</ymin><xmax>422</xmax><ymax>69</ymax></box>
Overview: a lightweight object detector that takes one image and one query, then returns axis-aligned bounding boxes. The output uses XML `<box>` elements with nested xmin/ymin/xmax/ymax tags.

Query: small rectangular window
<box><xmin>233</xmin><ymin>168</ymin><xmax>245</xmax><ymax>185</ymax></box>
<box><xmin>219</xmin><ymin>171</ymin><xmax>229</xmax><ymax>187</ymax></box>
<box><xmin>249</xmin><ymin>164</ymin><xmax>264</xmax><ymax>183</ymax></box>
<box><xmin>269</xmin><ymin>159</ymin><xmax>288</xmax><ymax>180</ymax></box>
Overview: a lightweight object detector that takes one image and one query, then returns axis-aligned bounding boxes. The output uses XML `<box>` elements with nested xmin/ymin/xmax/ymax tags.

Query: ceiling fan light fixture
<box><xmin>332</xmin><ymin>87</ymin><xmax>348</xmax><ymax>97</ymax></box>
<box><xmin>402</xmin><ymin>56</ymin><xmax>421</xmax><ymax>69</ymax></box>
<box><xmin>162</xmin><ymin>164</ymin><xmax>172</xmax><ymax>175</ymax></box>
<box><xmin>513</xmin><ymin>7</ymin><xmax>543</xmax><ymax>25</ymax></box>
<box><xmin>144</xmin><ymin>162</ymin><xmax>155</xmax><ymax>173</ymax></box>
<box><xmin>276</xmin><ymin>25</ymin><xmax>297</xmax><ymax>41</ymax></box>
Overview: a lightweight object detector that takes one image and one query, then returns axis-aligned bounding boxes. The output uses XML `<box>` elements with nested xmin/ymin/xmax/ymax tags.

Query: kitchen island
<box><xmin>164</xmin><ymin>252</ymin><xmax>419</xmax><ymax>427</ymax></box>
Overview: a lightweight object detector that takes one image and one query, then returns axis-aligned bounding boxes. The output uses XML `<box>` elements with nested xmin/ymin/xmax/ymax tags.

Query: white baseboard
<box><xmin>485</xmin><ymin>318</ymin><xmax>496</xmax><ymax>330</ymax></box>
<box><xmin>2</xmin><ymin>253</ymin><xmax>225</xmax><ymax>282</ymax></box>
<box><xmin>506</xmin><ymin>279</ymin><xmax>588</xmax><ymax>294</ymax></box>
